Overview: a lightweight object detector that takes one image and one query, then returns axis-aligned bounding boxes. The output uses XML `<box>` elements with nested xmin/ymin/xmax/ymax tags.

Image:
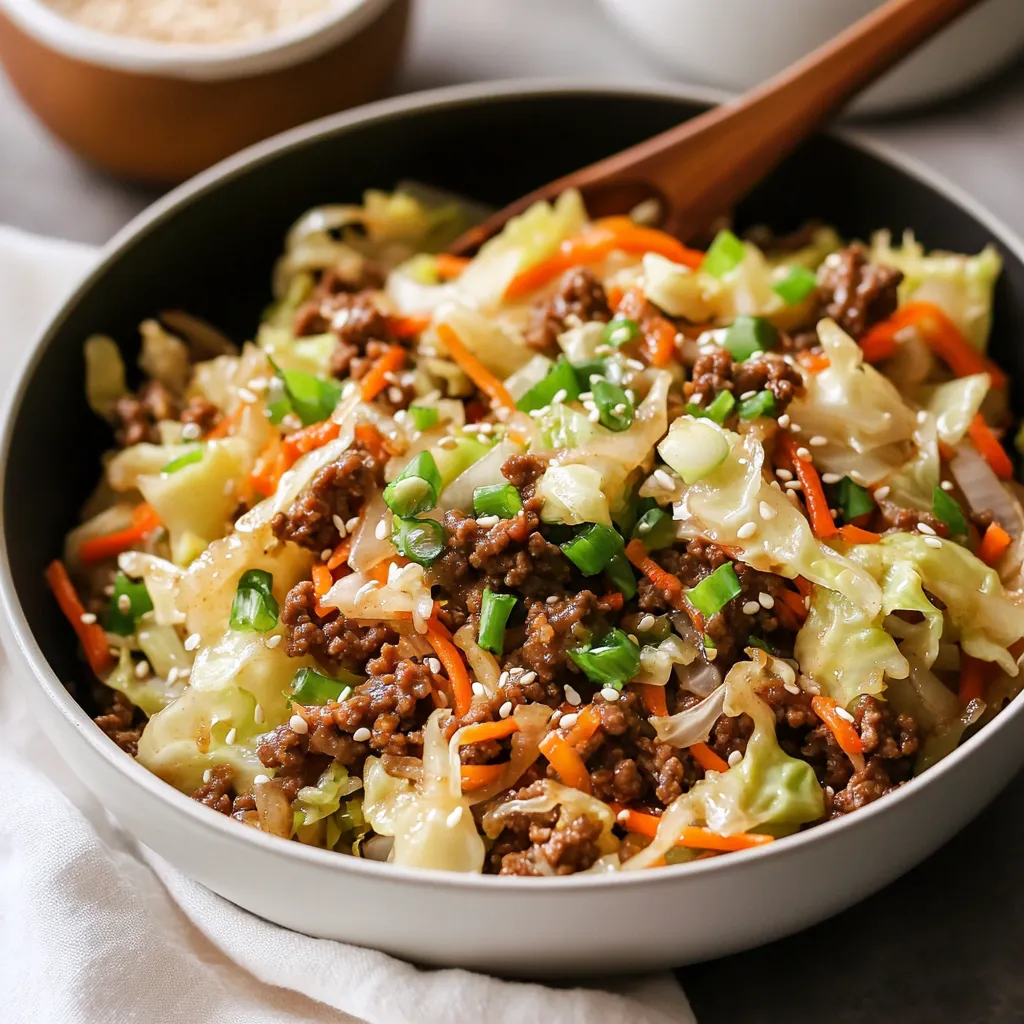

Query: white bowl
<box><xmin>599</xmin><ymin>0</ymin><xmax>1024</xmax><ymax>115</ymax></box>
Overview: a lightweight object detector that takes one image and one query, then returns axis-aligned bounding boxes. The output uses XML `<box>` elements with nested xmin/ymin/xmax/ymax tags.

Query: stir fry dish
<box><xmin>48</xmin><ymin>188</ymin><xmax>1024</xmax><ymax>875</ymax></box>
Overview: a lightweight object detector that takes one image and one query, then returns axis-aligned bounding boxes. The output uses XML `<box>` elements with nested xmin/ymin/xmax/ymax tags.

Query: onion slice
<box><xmin>650</xmin><ymin>685</ymin><xmax>727</xmax><ymax>748</ymax></box>
<box><xmin>950</xmin><ymin>442</ymin><xmax>1024</xmax><ymax>540</ymax></box>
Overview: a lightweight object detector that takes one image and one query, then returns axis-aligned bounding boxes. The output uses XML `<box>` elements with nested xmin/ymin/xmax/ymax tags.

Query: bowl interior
<box><xmin>6</xmin><ymin>85</ymin><xmax>1024</xmax><ymax>714</ymax></box>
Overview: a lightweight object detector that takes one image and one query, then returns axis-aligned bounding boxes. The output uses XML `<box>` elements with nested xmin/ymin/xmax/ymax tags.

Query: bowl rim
<box><xmin>0</xmin><ymin>0</ymin><xmax>396</xmax><ymax>80</ymax></box>
<box><xmin>4</xmin><ymin>77</ymin><xmax>1024</xmax><ymax>893</ymax></box>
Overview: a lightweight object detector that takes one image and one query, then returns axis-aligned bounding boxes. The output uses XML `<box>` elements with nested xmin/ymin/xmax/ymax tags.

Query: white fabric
<box><xmin>0</xmin><ymin>226</ymin><xmax>696</xmax><ymax>1024</ymax></box>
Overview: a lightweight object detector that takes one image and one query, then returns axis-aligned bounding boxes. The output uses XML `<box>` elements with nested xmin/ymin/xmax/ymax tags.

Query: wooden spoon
<box><xmin>447</xmin><ymin>0</ymin><xmax>986</xmax><ymax>255</ymax></box>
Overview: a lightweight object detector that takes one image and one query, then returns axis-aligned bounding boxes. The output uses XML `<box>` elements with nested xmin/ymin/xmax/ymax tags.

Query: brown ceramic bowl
<box><xmin>0</xmin><ymin>0</ymin><xmax>410</xmax><ymax>183</ymax></box>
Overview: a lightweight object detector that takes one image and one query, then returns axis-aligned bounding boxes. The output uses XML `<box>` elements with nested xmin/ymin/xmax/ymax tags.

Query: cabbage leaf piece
<box><xmin>294</xmin><ymin>762</ymin><xmax>362</xmax><ymax>828</ymax></box>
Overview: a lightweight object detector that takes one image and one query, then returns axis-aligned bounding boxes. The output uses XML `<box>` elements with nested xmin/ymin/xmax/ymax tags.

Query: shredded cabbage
<box><xmin>536</xmin><ymin>464</ymin><xmax>612</xmax><ymax>526</ymax></box>
<box><xmin>104</xmin><ymin>646</ymin><xmax>185</xmax><ymax>718</ymax></box>
<box><xmin>294</xmin><ymin>762</ymin><xmax>362</xmax><ymax>828</ymax></box>
<box><xmin>84</xmin><ymin>335</ymin><xmax>128</xmax><ymax>421</ymax></box>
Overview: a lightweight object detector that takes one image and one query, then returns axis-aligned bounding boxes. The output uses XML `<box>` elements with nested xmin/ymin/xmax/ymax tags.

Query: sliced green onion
<box><xmin>383</xmin><ymin>451</ymin><xmax>443</xmax><ymax>517</ymax></box>
<box><xmin>571</xmin><ymin>357</ymin><xmax>609</xmax><ymax>391</ymax></box>
<box><xmin>602</xmin><ymin>316</ymin><xmax>641</xmax><ymax>348</ymax></box>
<box><xmin>933</xmin><ymin>486</ymin><xmax>968</xmax><ymax>537</ymax></box>
<box><xmin>773</xmin><ymin>266</ymin><xmax>818</xmax><ymax>305</ymax></box>
<box><xmin>738</xmin><ymin>389</ymin><xmax>777</xmax><ymax>420</ymax></box>
<box><xmin>408</xmin><ymin>405</ymin><xmax>440</xmax><ymax>431</ymax></box>
<box><xmin>592</xmin><ymin>379</ymin><xmax>634</xmax><ymax>432</ymax></box>
<box><xmin>747</xmin><ymin>636</ymin><xmax>775</xmax><ymax>654</ymax></box>
<box><xmin>632</xmin><ymin>507</ymin><xmax>675</xmax><ymax>550</ymax></box>
<box><xmin>688</xmin><ymin>390</ymin><xmax>735</xmax><ymax>425</ymax></box>
<box><xmin>701</xmin><ymin>230</ymin><xmax>746</xmax><ymax>278</ymax></box>
<box><xmin>473</xmin><ymin>483</ymin><xmax>522</xmax><ymax>519</ymax></box>
<box><xmin>686</xmin><ymin>563</ymin><xmax>741</xmax><ymax>618</ymax></box>
<box><xmin>835</xmin><ymin>476</ymin><xmax>875</xmax><ymax>523</ymax></box>
<box><xmin>391</xmin><ymin>516</ymin><xmax>445</xmax><ymax>565</ymax></box>
<box><xmin>515</xmin><ymin>356</ymin><xmax>580</xmax><ymax>413</ymax></box>
<box><xmin>229</xmin><ymin>569</ymin><xmax>279</xmax><ymax>632</ymax></box>
<box><xmin>272</xmin><ymin>361</ymin><xmax>343</xmax><ymax>426</ymax></box>
<box><xmin>290</xmin><ymin>666</ymin><xmax>357</xmax><ymax>706</ymax></box>
<box><xmin>106</xmin><ymin>573</ymin><xmax>154</xmax><ymax>635</ymax></box>
<box><xmin>605</xmin><ymin>551</ymin><xmax>638</xmax><ymax>601</ymax></box>
<box><xmin>561</xmin><ymin>523</ymin><xmax>625</xmax><ymax>576</ymax></box>
<box><xmin>161</xmin><ymin>447</ymin><xmax>203</xmax><ymax>474</ymax></box>
<box><xmin>568</xmin><ymin>628</ymin><xmax>642</xmax><ymax>690</ymax></box>
<box><xmin>721</xmin><ymin>316</ymin><xmax>779</xmax><ymax>361</ymax></box>
<box><xmin>478</xmin><ymin>588</ymin><xmax>517</xmax><ymax>654</ymax></box>
<box><xmin>613</xmin><ymin>492</ymin><xmax>651</xmax><ymax>538</ymax></box>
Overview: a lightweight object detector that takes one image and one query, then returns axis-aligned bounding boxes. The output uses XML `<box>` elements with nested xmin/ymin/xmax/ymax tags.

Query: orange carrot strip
<box><xmin>78</xmin><ymin>503</ymin><xmax>163</xmax><ymax>565</ymax></box>
<box><xmin>563</xmin><ymin>704</ymin><xmax>603</xmax><ymax>747</ymax></box>
<box><xmin>353</xmin><ymin>423</ymin><xmax>396</xmax><ymax>464</ymax></box>
<box><xmin>45</xmin><ymin>560</ymin><xmax>114</xmax><ymax>675</ymax></box>
<box><xmin>635</xmin><ymin>683</ymin><xmax>669</xmax><ymax>718</ymax></box>
<box><xmin>968</xmin><ymin>414</ymin><xmax>1014</xmax><ymax>479</ymax></box>
<box><xmin>360</xmin><ymin>345</ymin><xmax>407</xmax><ymax>403</ymax></box>
<box><xmin>326</xmin><ymin>535</ymin><xmax>353</xmax><ymax>571</ymax></box>
<box><xmin>794</xmin><ymin>576</ymin><xmax>813</xmax><ymax>599</ymax></box>
<box><xmin>460</xmin><ymin>763</ymin><xmax>508</xmax><ymax>790</ymax></box>
<box><xmin>811</xmin><ymin>695</ymin><xmax>864</xmax><ymax>757</ymax></box>
<box><xmin>959</xmin><ymin>654</ymin><xmax>990</xmax><ymax>705</ymax></box>
<box><xmin>312</xmin><ymin>564</ymin><xmax>332</xmax><ymax>601</ymax></box>
<box><xmin>597</xmin><ymin>591</ymin><xmax>624</xmax><ymax>612</ymax></box>
<box><xmin>646</xmin><ymin>315</ymin><xmax>677</xmax><ymax>368</ymax></box>
<box><xmin>774</xmin><ymin>590</ymin><xmax>808</xmax><ymax>632</ymax></box>
<box><xmin>779</xmin><ymin>434</ymin><xmax>838</xmax><ymax>538</ymax></box>
<box><xmin>539</xmin><ymin>731</ymin><xmax>591</xmax><ymax>792</ymax></box>
<box><xmin>606</xmin><ymin>284</ymin><xmax>624</xmax><ymax>310</ymax></box>
<box><xmin>612</xmin><ymin>805</ymin><xmax>774</xmax><ymax>852</ymax></box>
<box><xmin>839</xmin><ymin>524</ymin><xmax>882</xmax><ymax>544</ymax></box>
<box><xmin>978</xmin><ymin>521</ymin><xmax>1013</xmax><ymax>566</ymax></box>
<box><xmin>625</xmin><ymin>539</ymin><xmax>682</xmax><ymax>598</ymax></box>
<box><xmin>282</xmin><ymin>418</ymin><xmax>341</xmax><ymax>463</ymax></box>
<box><xmin>798</xmin><ymin>351</ymin><xmax>831</xmax><ymax>374</ymax></box>
<box><xmin>207</xmin><ymin>403</ymin><xmax>244</xmax><ymax>439</ymax></box>
<box><xmin>387</xmin><ymin>315</ymin><xmax>431</xmax><ymax>340</ymax></box>
<box><xmin>689</xmin><ymin>742</ymin><xmax>729</xmax><ymax>773</ymax></box>
<box><xmin>426</xmin><ymin>615</ymin><xmax>474</xmax><ymax>717</ymax></box>
<box><xmin>435</xmin><ymin>323</ymin><xmax>516</xmax><ymax>412</ymax></box>
<box><xmin>248</xmin><ymin>437</ymin><xmax>284</xmax><ymax>498</ymax></box>
<box><xmin>435</xmin><ymin>253</ymin><xmax>471</xmax><ymax>279</ymax></box>
<box><xmin>591</xmin><ymin>218</ymin><xmax>704</xmax><ymax>268</ymax></box>
<box><xmin>456</xmin><ymin>718</ymin><xmax>521</xmax><ymax>746</ymax></box>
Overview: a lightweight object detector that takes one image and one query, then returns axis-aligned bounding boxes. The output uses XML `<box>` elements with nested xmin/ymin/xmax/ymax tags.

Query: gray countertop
<box><xmin>3</xmin><ymin>2</ymin><xmax>1024</xmax><ymax>1020</ymax></box>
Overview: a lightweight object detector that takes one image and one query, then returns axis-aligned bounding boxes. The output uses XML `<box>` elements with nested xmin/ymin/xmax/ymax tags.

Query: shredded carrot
<box><xmin>778</xmin><ymin>434</ymin><xmax>838</xmax><ymax>538</ymax></box>
<box><xmin>435</xmin><ymin>323</ymin><xmax>516</xmax><ymax>412</ymax></box>
<box><xmin>645</xmin><ymin>315</ymin><xmax>677</xmax><ymax>368</ymax></box>
<box><xmin>592</xmin><ymin>216</ymin><xmax>705</xmax><ymax>267</ymax></box>
<box><xmin>563</xmin><ymin>704</ymin><xmax>603</xmax><ymax>747</ymax></box>
<box><xmin>968</xmin><ymin>414</ymin><xmax>1014</xmax><ymax>479</ymax></box>
<box><xmin>811</xmin><ymin>695</ymin><xmax>864</xmax><ymax>757</ymax></box>
<box><xmin>360</xmin><ymin>345</ymin><xmax>407</xmax><ymax>403</ymax></box>
<box><xmin>78</xmin><ymin>503</ymin><xmax>163</xmax><ymax>566</ymax></box>
<box><xmin>597</xmin><ymin>591</ymin><xmax>624</xmax><ymax>613</ymax></box>
<box><xmin>46</xmin><ymin>559</ymin><xmax>114</xmax><ymax>675</ymax></box>
<box><xmin>456</xmin><ymin>718</ymin><xmax>521</xmax><ymax>746</ymax></box>
<box><xmin>775</xmin><ymin>589</ymin><xmax>809</xmax><ymax>631</ymax></box>
<box><xmin>386</xmin><ymin>315</ymin><xmax>431</xmax><ymax>340</ymax></box>
<box><xmin>978</xmin><ymin>521</ymin><xmax>1012</xmax><ymax>566</ymax></box>
<box><xmin>794</xmin><ymin>576</ymin><xmax>813</xmax><ymax>599</ymax></box>
<box><xmin>798</xmin><ymin>351</ymin><xmax>831</xmax><ymax>374</ymax></box>
<box><xmin>460</xmin><ymin>763</ymin><xmax>508</xmax><ymax>790</ymax></box>
<box><xmin>207</xmin><ymin>403</ymin><xmax>244</xmax><ymax>439</ymax></box>
<box><xmin>248</xmin><ymin>437</ymin><xmax>285</xmax><ymax>498</ymax></box>
<box><xmin>635</xmin><ymin>683</ymin><xmax>669</xmax><ymax>718</ymax></box>
<box><xmin>326</xmin><ymin>535</ymin><xmax>353</xmax><ymax>571</ymax></box>
<box><xmin>839</xmin><ymin>524</ymin><xmax>882</xmax><ymax>544</ymax></box>
<box><xmin>281</xmin><ymin>418</ymin><xmax>340</xmax><ymax>464</ymax></box>
<box><xmin>353</xmin><ymin>423</ymin><xmax>396</xmax><ymax>464</ymax></box>
<box><xmin>425</xmin><ymin>615</ymin><xmax>474</xmax><ymax>717</ymax></box>
<box><xmin>959</xmin><ymin>653</ymin><xmax>990</xmax><ymax>705</ymax></box>
<box><xmin>625</xmin><ymin>539</ymin><xmax>682</xmax><ymax>599</ymax></box>
<box><xmin>606</xmin><ymin>284</ymin><xmax>624</xmax><ymax>310</ymax></box>
<box><xmin>539</xmin><ymin>731</ymin><xmax>591</xmax><ymax>792</ymax></box>
<box><xmin>690</xmin><ymin>742</ymin><xmax>729</xmax><ymax>773</ymax></box>
<box><xmin>612</xmin><ymin>805</ymin><xmax>775</xmax><ymax>852</ymax></box>
<box><xmin>312</xmin><ymin>564</ymin><xmax>332</xmax><ymax>601</ymax></box>
<box><xmin>435</xmin><ymin>253</ymin><xmax>471</xmax><ymax>280</ymax></box>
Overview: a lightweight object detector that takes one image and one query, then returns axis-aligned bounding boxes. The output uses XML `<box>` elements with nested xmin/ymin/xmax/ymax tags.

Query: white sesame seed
<box><xmin>587</xmin><ymin>409</ymin><xmax>602</xmax><ymax>423</ymax></box>
<box><xmin>759</xmin><ymin>501</ymin><xmax>776</xmax><ymax>521</ymax></box>
<box><xmin>254</xmin><ymin>704</ymin><xmax>265</xmax><ymax>724</ymax></box>
<box><xmin>545</xmin><ymin>595</ymin><xmax>559</xmax><ymax>605</ymax></box>
<box><xmin>289</xmin><ymin>714</ymin><xmax>308</xmax><ymax>735</ymax></box>
<box><xmin>388</xmin><ymin>387</ymin><xmax>405</xmax><ymax>405</ymax></box>
<box><xmin>653</xmin><ymin>469</ymin><xmax>675</xmax><ymax>490</ymax></box>
<box><xmin>924</xmin><ymin>536</ymin><xmax>943</xmax><ymax>549</ymax></box>
<box><xmin>917</xmin><ymin>410</ymin><xmax>928</xmax><ymax>424</ymax></box>
<box><xmin>499</xmin><ymin>701</ymin><xmax>513</xmax><ymax>719</ymax></box>
<box><xmin>117</xmin><ymin>594</ymin><xmax>132</xmax><ymax>614</ymax></box>
<box><xmin>637</xmin><ymin>614</ymin><xmax>656</xmax><ymax>632</ymax></box>
<box><xmin>917</xmin><ymin>522</ymin><xmax>937</xmax><ymax>536</ymax></box>
<box><xmin>739</xmin><ymin>390</ymin><xmax>757</xmax><ymax>401</ymax></box>
<box><xmin>225</xmin><ymin>728</ymin><xmax>237</xmax><ymax>745</ymax></box>
<box><xmin>519</xmin><ymin>671</ymin><xmax>537</xmax><ymax>685</ymax></box>
<box><xmin>809</xmin><ymin>435</ymin><xmax>827</xmax><ymax>447</ymax></box>
<box><xmin>552</xmin><ymin>388</ymin><xmax>568</xmax><ymax>404</ymax></box>
<box><xmin>79</xmin><ymin>612</ymin><xmax>97</xmax><ymax>625</ymax></box>
<box><xmin>777</xmin><ymin>414</ymin><xmax>791</xmax><ymax>429</ymax></box>
<box><xmin>266</xmin><ymin>634</ymin><xmax>282</xmax><ymax>649</ymax></box>
<box><xmin>427</xmin><ymin>657</ymin><xmax>442</xmax><ymax>674</ymax></box>
<box><xmin>787</xmin><ymin>490</ymin><xmax>801</xmax><ymax>505</ymax></box>
<box><xmin>374</xmin><ymin>519</ymin><xmax>389</xmax><ymax>540</ymax></box>
<box><xmin>706</xmin><ymin>647</ymin><xmax>718</xmax><ymax>662</ymax></box>
<box><xmin>940</xmin><ymin>480</ymin><xmax>954</xmax><ymax>492</ymax></box>
<box><xmin>436</xmin><ymin>690</ymin><xmax>449</xmax><ymax>707</ymax></box>
<box><xmin>320</xmin><ymin>548</ymin><xmax>333</xmax><ymax>560</ymax></box>
<box><xmin>789</xmin><ymin>423</ymin><xmax>802</xmax><ymax>433</ymax></box>
<box><xmin>834</xmin><ymin>707</ymin><xmax>855</xmax><ymax>723</ymax></box>
<box><xmin>238</xmin><ymin>387</ymin><xmax>258</xmax><ymax>404</ymax></box>
<box><xmin>737</xmin><ymin>458</ymin><xmax>748</xmax><ymax>466</ymax></box>
<box><xmin>167</xmin><ymin>667</ymin><xmax>179</xmax><ymax>684</ymax></box>
<box><xmin>737</xmin><ymin>521</ymin><xmax>757</xmax><ymax>539</ymax></box>
<box><xmin>600</xmin><ymin>687</ymin><xmax>620</xmax><ymax>703</ymax></box>
<box><xmin>345</xmin><ymin>517</ymin><xmax>360</xmax><ymax>532</ymax></box>
<box><xmin>821</xmin><ymin>473</ymin><xmax>841</xmax><ymax>485</ymax></box>
<box><xmin>134</xmin><ymin>659</ymin><xmax>150</xmax><ymax>679</ymax></box>
<box><xmin>776</xmin><ymin>468</ymin><xmax>793</xmax><ymax>481</ymax></box>
<box><xmin>353</xmin><ymin>727</ymin><xmax>372</xmax><ymax>743</ymax></box>
<box><xmin>872</xmin><ymin>485</ymin><xmax>890</xmax><ymax>500</ymax></box>
<box><xmin>102</xmin><ymin>583</ymin><xmax>115</xmax><ymax>597</ymax></box>
<box><xmin>181</xmin><ymin>422</ymin><xmax>201</xmax><ymax>441</ymax></box>
<box><xmin>564</xmin><ymin>685</ymin><xmax>582</xmax><ymax>706</ymax></box>
<box><xmin>796</xmin><ymin>446</ymin><xmax>812</xmax><ymax>461</ymax></box>
<box><xmin>784</xmin><ymin>681</ymin><xmax>801</xmax><ymax>695</ymax></box>
<box><xmin>758</xmin><ymin>592</ymin><xmax>775</xmax><ymax>610</ymax></box>
<box><xmin>476</xmin><ymin>515</ymin><xmax>500</xmax><ymax>527</ymax></box>
<box><xmin>689</xmin><ymin>391</ymin><xmax>704</xmax><ymax>406</ymax></box>
<box><xmin>202</xmin><ymin>769</ymin><xmax>212</xmax><ymax>784</ymax></box>
<box><xmin>446</xmin><ymin>806</ymin><xmax>464</xmax><ymax>828</ymax></box>
<box><xmin>184</xmin><ymin>632</ymin><xmax>200</xmax><ymax>651</ymax></box>
<box><xmin>253</xmin><ymin>774</ymin><xmax>270</xmax><ymax>785</ymax></box>
<box><xmin>727</xmin><ymin>750</ymin><xmax>743</xmax><ymax>767</ymax></box>
<box><xmin>498</xmin><ymin>670</ymin><xmax>509</xmax><ymax>686</ymax></box>
<box><xmin>742</xmin><ymin>601</ymin><xmax>760</xmax><ymax>615</ymax></box>
<box><xmin>550</xmin><ymin>709</ymin><xmax>563</xmax><ymax>726</ymax></box>
<box><xmin>849</xmin><ymin>470</ymin><xmax>868</xmax><ymax>485</ymax></box>
<box><xmin>471</xmin><ymin>682</ymin><xmax>485</xmax><ymax>697</ymax></box>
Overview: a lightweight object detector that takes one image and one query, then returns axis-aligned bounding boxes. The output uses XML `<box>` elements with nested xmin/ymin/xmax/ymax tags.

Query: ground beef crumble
<box><xmin>179</xmin><ymin>395</ymin><xmax>221</xmax><ymax>436</ymax></box>
<box><xmin>816</xmin><ymin>245</ymin><xmax>903</xmax><ymax>340</ymax></box>
<box><xmin>687</xmin><ymin>348</ymin><xmax>804</xmax><ymax>415</ymax></box>
<box><xmin>293</xmin><ymin>263</ymin><xmax>386</xmax><ymax>337</ymax></box>
<box><xmin>524</xmin><ymin>267</ymin><xmax>611</xmax><ymax>354</ymax></box>
<box><xmin>93</xmin><ymin>690</ymin><xmax>145</xmax><ymax>756</ymax></box>
<box><xmin>112</xmin><ymin>379</ymin><xmax>180</xmax><ymax>448</ymax></box>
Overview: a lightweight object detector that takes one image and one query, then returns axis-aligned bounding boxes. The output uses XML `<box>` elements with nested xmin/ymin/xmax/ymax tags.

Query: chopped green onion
<box><xmin>632</xmin><ymin>507</ymin><xmax>675</xmax><ymax>550</ymax></box>
<box><xmin>721</xmin><ymin>316</ymin><xmax>779</xmax><ymax>361</ymax></box>
<box><xmin>571</xmin><ymin>357</ymin><xmax>609</xmax><ymax>391</ymax></box>
<box><xmin>602</xmin><ymin>316</ymin><xmax>641</xmax><ymax>348</ymax></box>
<box><xmin>561</xmin><ymin>523</ymin><xmax>625</xmax><ymax>576</ymax></box>
<box><xmin>773</xmin><ymin>266</ymin><xmax>818</xmax><ymax>305</ymax></box>
<box><xmin>701</xmin><ymin>230</ymin><xmax>746</xmax><ymax>278</ymax></box>
<box><xmin>747</xmin><ymin>636</ymin><xmax>775</xmax><ymax>653</ymax></box>
<box><xmin>613</xmin><ymin>492</ymin><xmax>652</xmax><ymax>538</ymax></box>
<box><xmin>161</xmin><ymin>447</ymin><xmax>203</xmax><ymax>474</ymax></box>
<box><xmin>106</xmin><ymin>573</ymin><xmax>154</xmax><ymax>635</ymax></box>
<box><xmin>271</xmin><ymin>360</ymin><xmax>343</xmax><ymax>426</ymax></box>
<box><xmin>568</xmin><ymin>628</ymin><xmax>642</xmax><ymax>689</ymax></box>
<box><xmin>391</xmin><ymin>516</ymin><xmax>445</xmax><ymax>565</ymax></box>
<box><xmin>473</xmin><ymin>483</ymin><xmax>522</xmax><ymax>519</ymax></box>
<box><xmin>605</xmin><ymin>551</ymin><xmax>638</xmax><ymax>601</ymax></box>
<box><xmin>478</xmin><ymin>588</ymin><xmax>517</xmax><ymax>654</ymax></box>
<box><xmin>592</xmin><ymin>379</ymin><xmax>634</xmax><ymax>432</ymax></box>
<box><xmin>835</xmin><ymin>476</ymin><xmax>875</xmax><ymax>524</ymax></box>
<box><xmin>383</xmin><ymin>451</ymin><xmax>443</xmax><ymax>517</ymax></box>
<box><xmin>408</xmin><ymin>405</ymin><xmax>440</xmax><ymax>431</ymax></box>
<box><xmin>290</xmin><ymin>666</ymin><xmax>357</xmax><ymax>706</ymax></box>
<box><xmin>933</xmin><ymin>486</ymin><xmax>968</xmax><ymax>537</ymax></box>
<box><xmin>516</xmin><ymin>356</ymin><xmax>580</xmax><ymax>413</ymax></box>
<box><xmin>738</xmin><ymin>389</ymin><xmax>777</xmax><ymax>420</ymax></box>
<box><xmin>688</xmin><ymin>390</ymin><xmax>735</xmax><ymax>425</ymax></box>
<box><xmin>686</xmin><ymin>563</ymin><xmax>742</xmax><ymax>618</ymax></box>
<box><xmin>229</xmin><ymin>569</ymin><xmax>279</xmax><ymax>632</ymax></box>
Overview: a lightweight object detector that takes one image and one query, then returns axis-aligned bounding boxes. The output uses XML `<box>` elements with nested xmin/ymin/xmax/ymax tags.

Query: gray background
<box><xmin>2</xmin><ymin>1</ymin><xmax>1024</xmax><ymax>1020</ymax></box>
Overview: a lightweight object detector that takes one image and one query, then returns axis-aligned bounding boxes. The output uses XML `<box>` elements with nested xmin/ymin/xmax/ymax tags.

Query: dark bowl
<box><xmin>4</xmin><ymin>82</ymin><xmax>1024</xmax><ymax>974</ymax></box>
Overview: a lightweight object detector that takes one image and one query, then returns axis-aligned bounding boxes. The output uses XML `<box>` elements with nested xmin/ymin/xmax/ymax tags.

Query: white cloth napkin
<box><xmin>0</xmin><ymin>226</ymin><xmax>696</xmax><ymax>1024</ymax></box>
